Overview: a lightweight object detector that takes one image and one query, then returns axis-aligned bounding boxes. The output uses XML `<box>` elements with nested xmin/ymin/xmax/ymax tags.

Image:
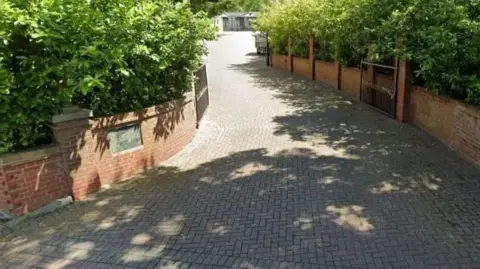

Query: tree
<box><xmin>187</xmin><ymin>0</ymin><xmax>270</xmax><ymax>16</ymax></box>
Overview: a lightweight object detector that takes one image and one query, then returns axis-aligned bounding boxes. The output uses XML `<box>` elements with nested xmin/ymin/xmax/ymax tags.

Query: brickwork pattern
<box><xmin>410</xmin><ymin>87</ymin><xmax>456</xmax><ymax>144</ymax></box>
<box><xmin>292</xmin><ymin>57</ymin><xmax>311</xmax><ymax>79</ymax></box>
<box><xmin>55</xmin><ymin>98</ymin><xmax>197</xmax><ymax>200</ymax></box>
<box><xmin>410</xmin><ymin>86</ymin><xmax>480</xmax><ymax>167</ymax></box>
<box><xmin>0</xmin><ymin>166</ymin><xmax>10</xmax><ymax>213</ymax></box>
<box><xmin>271</xmin><ymin>54</ymin><xmax>290</xmax><ymax>72</ymax></box>
<box><xmin>1</xmin><ymin>32</ymin><xmax>479</xmax><ymax>269</ymax></box>
<box><xmin>1</xmin><ymin>151</ymin><xmax>69</xmax><ymax>216</ymax></box>
<box><xmin>340</xmin><ymin>67</ymin><xmax>361</xmax><ymax>97</ymax></box>
<box><xmin>451</xmin><ymin>105</ymin><xmax>480</xmax><ymax>165</ymax></box>
<box><xmin>0</xmin><ymin>96</ymin><xmax>196</xmax><ymax>216</ymax></box>
<box><xmin>315</xmin><ymin>60</ymin><xmax>339</xmax><ymax>89</ymax></box>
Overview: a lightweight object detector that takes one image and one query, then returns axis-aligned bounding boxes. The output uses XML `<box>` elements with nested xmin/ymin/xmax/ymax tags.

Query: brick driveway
<box><xmin>1</xmin><ymin>32</ymin><xmax>480</xmax><ymax>269</ymax></box>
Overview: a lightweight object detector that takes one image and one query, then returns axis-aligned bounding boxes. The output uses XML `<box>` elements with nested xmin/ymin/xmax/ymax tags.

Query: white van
<box><xmin>254</xmin><ymin>32</ymin><xmax>267</xmax><ymax>54</ymax></box>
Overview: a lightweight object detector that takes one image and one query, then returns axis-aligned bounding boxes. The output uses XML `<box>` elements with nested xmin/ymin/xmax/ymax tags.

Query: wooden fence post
<box><xmin>309</xmin><ymin>37</ymin><xmax>315</xmax><ymax>80</ymax></box>
<box><xmin>336</xmin><ymin>63</ymin><xmax>341</xmax><ymax>90</ymax></box>
<box><xmin>288</xmin><ymin>37</ymin><xmax>293</xmax><ymax>73</ymax></box>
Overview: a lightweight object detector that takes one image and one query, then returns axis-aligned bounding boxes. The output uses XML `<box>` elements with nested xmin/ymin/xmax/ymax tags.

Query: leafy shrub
<box><xmin>378</xmin><ymin>0</ymin><xmax>480</xmax><ymax>103</ymax></box>
<box><xmin>271</xmin><ymin>37</ymin><xmax>288</xmax><ymax>55</ymax></box>
<box><xmin>292</xmin><ymin>39</ymin><xmax>308</xmax><ymax>58</ymax></box>
<box><xmin>257</xmin><ymin>0</ymin><xmax>480</xmax><ymax>104</ymax></box>
<box><xmin>0</xmin><ymin>0</ymin><xmax>216</xmax><ymax>153</ymax></box>
<box><xmin>314</xmin><ymin>40</ymin><xmax>334</xmax><ymax>62</ymax></box>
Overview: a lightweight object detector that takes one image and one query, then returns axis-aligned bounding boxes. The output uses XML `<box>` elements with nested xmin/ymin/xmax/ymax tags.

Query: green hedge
<box><xmin>0</xmin><ymin>0</ymin><xmax>216</xmax><ymax>153</ymax></box>
<box><xmin>292</xmin><ymin>39</ymin><xmax>308</xmax><ymax>58</ymax></box>
<box><xmin>314</xmin><ymin>40</ymin><xmax>334</xmax><ymax>62</ymax></box>
<box><xmin>257</xmin><ymin>0</ymin><xmax>480</xmax><ymax>104</ymax></box>
<box><xmin>271</xmin><ymin>36</ymin><xmax>288</xmax><ymax>55</ymax></box>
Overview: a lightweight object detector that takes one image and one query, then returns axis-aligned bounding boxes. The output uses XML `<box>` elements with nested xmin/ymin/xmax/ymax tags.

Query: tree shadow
<box><xmin>91</xmin><ymin>96</ymin><xmax>191</xmax><ymax>157</ymax></box>
<box><xmin>1</xmin><ymin>143</ymin><xmax>479</xmax><ymax>268</ymax></box>
<box><xmin>228</xmin><ymin>56</ymin><xmax>480</xmax><ymax>192</ymax></box>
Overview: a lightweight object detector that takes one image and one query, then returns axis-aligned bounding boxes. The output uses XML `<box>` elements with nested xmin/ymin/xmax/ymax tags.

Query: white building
<box><xmin>214</xmin><ymin>12</ymin><xmax>257</xmax><ymax>31</ymax></box>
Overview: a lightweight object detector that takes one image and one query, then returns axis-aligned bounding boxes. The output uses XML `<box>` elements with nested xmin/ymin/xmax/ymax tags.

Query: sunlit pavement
<box><xmin>1</xmin><ymin>32</ymin><xmax>480</xmax><ymax>269</ymax></box>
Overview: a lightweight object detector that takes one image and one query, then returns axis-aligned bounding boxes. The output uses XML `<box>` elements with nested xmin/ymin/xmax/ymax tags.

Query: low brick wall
<box><xmin>0</xmin><ymin>146</ymin><xmax>70</xmax><ymax>215</ymax></box>
<box><xmin>292</xmin><ymin>57</ymin><xmax>311</xmax><ymax>78</ymax></box>
<box><xmin>315</xmin><ymin>60</ymin><xmax>338</xmax><ymax>88</ymax></box>
<box><xmin>56</xmin><ymin>94</ymin><xmax>196</xmax><ymax>200</ymax></box>
<box><xmin>0</xmin><ymin>94</ymin><xmax>197</xmax><ymax>215</ymax></box>
<box><xmin>340</xmin><ymin>67</ymin><xmax>361</xmax><ymax>97</ymax></box>
<box><xmin>269</xmin><ymin>37</ymin><xmax>480</xmax><ymax>168</ymax></box>
<box><xmin>0</xmin><ymin>171</ymin><xmax>8</xmax><ymax>213</ymax></box>
<box><xmin>271</xmin><ymin>54</ymin><xmax>290</xmax><ymax>72</ymax></box>
<box><xmin>410</xmin><ymin>86</ymin><xmax>480</xmax><ymax>167</ymax></box>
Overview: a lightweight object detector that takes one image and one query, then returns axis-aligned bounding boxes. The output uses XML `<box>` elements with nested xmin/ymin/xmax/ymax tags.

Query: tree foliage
<box><xmin>189</xmin><ymin>0</ymin><xmax>270</xmax><ymax>16</ymax></box>
<box><xmin>257</xmin><ymin>0</ymin><xmax>480</xmax><ymax>103</ymax></box>
<box><xmin>0</xmin><ymin>0</ymin><xmax>216</xmax><ymax>153</ymax></box>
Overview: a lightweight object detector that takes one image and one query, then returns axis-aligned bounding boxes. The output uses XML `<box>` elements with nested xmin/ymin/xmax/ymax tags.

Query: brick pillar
<box><xmin>366</xmin><ymin>44</ymin><xmax>375</xmax><ymax>84</ymax></box>
<box><xmin>336</xmin><ymin>63</ymin><xmax>342</xmax><ymax>90</ymax></box>
<box><xmin>288</xmin><ymin>37</ymin><xmax>293</xmax><ymax>73</ymax></box>
<box><xmin>52</xmin><ymin>106</ymin><xmax>98</xmax><ymax>200</ymax></box>
<box><xmin>0</xmin><ymin>166</ymin><xmax>12</xmax><ymax>216</ymax></box>
<box><xmin>396</xmin><ymin>59</ymin><xmax>412</xmax><ymax>122</ymax></box>
<box><xmin>309</xmin><ymin>37</ymin><xmax>315</xmax><ymax>80</ymax></box>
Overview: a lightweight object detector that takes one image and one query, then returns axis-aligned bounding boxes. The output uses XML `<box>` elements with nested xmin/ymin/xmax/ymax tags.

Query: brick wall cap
<box><xmin>315</xmin><ymin>60</ymin><xmax>337</xmax><ymax>65</ymax></box>
<box><xmin>52</xmin><ymin>107</ymin><xmax>92</xmax><ymax>123</ymax></box>
<box><xmin>0</xmin><ymin>144</ymin><xmax>60</xmax><ymax>166</ymax></box>
<box><xmin>413</xmin><ymin>86</ymin><xmax>480</xmax><ymax>117</ymax></box>
<box><xmin>90</xmin><ymin>93</ymin><xmax>194</xmax><ymax>128</ymax></box>
<box><xmin>456</xmin><ymin>101</ymin><xmax>480</xmax><ymax>118</ymax></box>
<box><xmin>292</xmin><ymin>55</ymin><xmax>309</xmax><ymax>60</ymax></box>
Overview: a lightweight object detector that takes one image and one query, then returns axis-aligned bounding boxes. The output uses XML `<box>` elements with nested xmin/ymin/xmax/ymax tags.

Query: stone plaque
<box><xmin>108</xmin><ymin>124</ymin><xmax>142</xmax><ymax>153</ymax></box>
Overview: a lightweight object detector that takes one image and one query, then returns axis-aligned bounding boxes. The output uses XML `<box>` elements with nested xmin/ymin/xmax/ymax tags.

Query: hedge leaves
<box><xmin>0</xmin><ymin>0</ymin><xmax>216</xmax><ymax>153</ymax></box>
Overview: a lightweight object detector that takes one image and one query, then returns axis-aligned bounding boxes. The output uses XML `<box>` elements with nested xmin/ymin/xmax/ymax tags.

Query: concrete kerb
<box><xmin>0</xmin><ymin>196</ymin><xmax>73</xmax><ymax>231</ymax></box>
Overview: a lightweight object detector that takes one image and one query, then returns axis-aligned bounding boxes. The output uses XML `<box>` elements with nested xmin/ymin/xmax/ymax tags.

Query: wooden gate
<box><xmin>360</xmin><ymin>61</ymin><xmax>398</xmax><ymax>118</ymax></box>
<box><xmin>194</xmin><ymin>64</ymin><xmax>209</xmax><ymax>127</ymax></box>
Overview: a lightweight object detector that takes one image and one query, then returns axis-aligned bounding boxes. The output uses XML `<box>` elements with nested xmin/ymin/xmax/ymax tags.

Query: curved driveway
<box><xmin>1</xmin><ymin>32</ymin><xmax>480</xmax><ymax>269</ymax></box>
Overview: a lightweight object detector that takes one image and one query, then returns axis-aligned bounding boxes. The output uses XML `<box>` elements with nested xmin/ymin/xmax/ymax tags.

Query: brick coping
<box><xmin>412</xmin><ymin>85</ymin><xmax>480</xmax><ymax>117</ymax></box>
<box><xmin>0</xmin><ymin>144</ymin><xmax>61</xmax><ymax>166</ymax></box>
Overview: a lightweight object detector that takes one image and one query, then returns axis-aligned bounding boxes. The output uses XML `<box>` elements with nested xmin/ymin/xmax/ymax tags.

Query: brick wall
<box><xmin>0</xmin><ymin>94</ymin><xmax>198</xmax><ymax>215</ymax></box>
<box><xmin>54</xmin><ymin>95</ymin><xmax>197</xmax><ymax>200</ymax></box>
<box><xmin>88</xmin><ymin>97</ymin><xmax>196</xmax><ymax>188</ymax></box>
<box><xmin>0</xmin><ymin>146</ymin><xmax>70</xmax><ymax>215</ymax></box>
<box><xmin>315</xmin><ymin>61</ymin><xmax>339</xmax><ymax>88</ymax></box>
<box><xmin>410</xmin><ymin>86</ymin><xmax>455</xmax><ymax>143</ymax></box>
<box><xmin>292</xmin><ymin>57</ymin><xmax>311</xmax><ymax>78</ymax></box>
<box><xmin>0</xmin><ymin>166</ymin><xmax>10</xmax><ymax>214</ymax></box>
<box><xmin>269</xmin><ymin>37</ymin><xmax>479</xmax><ymax>167</ymax></box>
<box><xmin>451</xmin><ymin>105</ymin><xmax>480</xmax><ymax>165</ymax></box>
<box><xmin>271</xmin><ymin>54</ymin><xmax>290</xmax><ymax>72</ymax></box>
<box><xmin>410</xmin><ymin>86</ymin><xmax>480</xmax><ymax>167</ymax></box>
<box><xmin>340</xmin><ymin>67</ymin><xmax>361</xmax><ymax>97</ymax></box>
